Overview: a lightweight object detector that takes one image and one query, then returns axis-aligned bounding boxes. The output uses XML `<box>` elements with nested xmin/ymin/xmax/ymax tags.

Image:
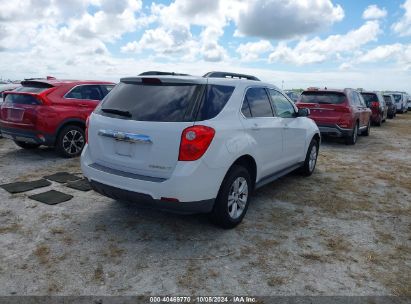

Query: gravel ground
<box><xmin>0</xmin><ymin>114</ymin><xmax>410</xmax><ymax>296</ymax></box>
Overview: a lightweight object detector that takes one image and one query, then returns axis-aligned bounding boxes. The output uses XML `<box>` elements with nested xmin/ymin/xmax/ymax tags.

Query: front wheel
<box><xmin>209</xmin><ymin>165</ymin><xmax>251</xmax><ymax>229</ymax></box>
<box><xmin>14</xmin><ymin>141</ymin><xmax>40</xmax><ymax>149</ymax></box>
<box><xmin>56</xmin><ymin>125</ymin><xmax>85</xmax><ymax>158</ymax></box>
<box><xmin>299</xmin><ymin>138</ymin><xmax>319</xmax><ymax>176</ymax></box>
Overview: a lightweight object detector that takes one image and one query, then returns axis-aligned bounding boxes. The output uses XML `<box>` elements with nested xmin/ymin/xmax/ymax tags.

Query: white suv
<box><xmin>81</xmin><ymin>71</ymin><xmax>320</xmax><ymax>228</ymax></box>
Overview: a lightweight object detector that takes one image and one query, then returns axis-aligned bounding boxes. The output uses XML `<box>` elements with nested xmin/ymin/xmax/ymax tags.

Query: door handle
<box><xmin>251</xmin><ymin>123</ymin><xmax>260</xmax><ymax>131</ymax></box>
<box><xmin>79</xmin><ymin>104</ymin><xmax>88</xmax><ymax>107</ymax></box>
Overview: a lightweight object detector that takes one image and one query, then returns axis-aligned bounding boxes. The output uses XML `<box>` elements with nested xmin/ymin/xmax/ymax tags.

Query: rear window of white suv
<box><xmin>98</xmin><ymin>81</ymin><xmax>234</xmax><ymax>122</ymax></box>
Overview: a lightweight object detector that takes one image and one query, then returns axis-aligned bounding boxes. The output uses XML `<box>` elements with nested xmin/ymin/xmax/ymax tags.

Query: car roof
<box><xmin>21</xmin><ymin>79</ymin><xmax>115</xmax><ymax>87</ymax></box>
<box><xmin>121</xmin><ymin>75</ymin><xmax>280</xmax><ymax>90</ymax></box>
<box><xmin>302</xmin><ymin>88</ymin><xmax>347</xmax><ymax>93</ymax></box>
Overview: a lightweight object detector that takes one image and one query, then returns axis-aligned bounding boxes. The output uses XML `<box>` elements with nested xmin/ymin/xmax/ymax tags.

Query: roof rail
<box><xmin>204</xmin><ymin>71</ymin><xmax>260</xmax><ymax>81</ymax></box>
<box><xmin>138</xmin><ymin>71</ymin><xmax>191</xmax><ymax>76</ymax></box>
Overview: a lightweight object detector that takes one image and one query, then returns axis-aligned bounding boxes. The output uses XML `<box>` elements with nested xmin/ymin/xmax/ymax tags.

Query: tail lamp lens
<box><xmin>178</xmin><ymin>125</ymin><xmax>215</xmax><ymax>161</ymax></box>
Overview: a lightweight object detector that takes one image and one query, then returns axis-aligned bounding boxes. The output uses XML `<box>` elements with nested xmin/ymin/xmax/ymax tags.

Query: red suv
<box><xmin>296</xmin><ymin>88</ymin><xmax>371</xmax><ymax>145</ymax></box>
<box><xmin>0</xmin><ymin>79</ymin><xmax>115</xmax><ymax>157</ymax></box>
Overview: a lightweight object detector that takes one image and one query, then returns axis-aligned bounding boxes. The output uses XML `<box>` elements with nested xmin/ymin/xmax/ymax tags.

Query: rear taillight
<box><xmin>178</xmin><ymin>125</ymin><xmax>215</xmax><ymax>161</ymax></box>
<box><xmin>371</xmin><ymin>101</ymin><xmax>379</xmax><ymax>108</ymax></box>
<box><xmin>85</xmin><ymin>116</ymin><xmax>90</xmax><ymax>144</ymax></box>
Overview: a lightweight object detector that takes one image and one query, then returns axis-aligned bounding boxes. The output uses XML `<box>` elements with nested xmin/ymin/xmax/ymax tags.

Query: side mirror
<box><xmin>298</xmin><ymin>108</ymin><xmax>310</xmax><ymax>117</ymax></box>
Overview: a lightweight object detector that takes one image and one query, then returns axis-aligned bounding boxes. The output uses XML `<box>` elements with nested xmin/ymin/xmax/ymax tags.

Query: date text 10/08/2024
<box><xmin>149</xmin><ymin>296</ymin><xmax>257</xmax><ymax>303</ymax></box>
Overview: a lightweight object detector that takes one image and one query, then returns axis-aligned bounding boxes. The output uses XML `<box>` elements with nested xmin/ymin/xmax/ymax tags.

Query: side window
<box><xmin>65</xmin><ymin>85</ymin><xmax>103</xmax><ymax>100</ymax></box>
<box><xmin>244</xmin><ymin>87</ymin><xmax>273</xmax><ymax>118</ymax></box>
<box><xmin>241</xmin><ymin>98</ymin><xmax>252</xmax><ymax>118</ymax></box>
<box><xmin>269</xmin><ymin>89</ymin><xmax>296</xmax><ymax>118</ymax></box>
<box><xmin>351</xmin><ymin>92</ymin><xmax>360</xmax><ymax>106</ymax></box>
<box><xmin>358</xmin><ymin>93</ymin><xmax>366</xmax><ymax>107</ymax></box>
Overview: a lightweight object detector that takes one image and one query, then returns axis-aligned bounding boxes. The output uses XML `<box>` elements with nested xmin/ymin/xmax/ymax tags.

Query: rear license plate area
<box><xmin>114</xmin><ymin>141</ymin><xmax>134</xmax><ymax>157</ymax></box>
<box><xmin>7</xmin><ymin>108</ymin><xmax>25</xmax><ymax>122</ymax></box>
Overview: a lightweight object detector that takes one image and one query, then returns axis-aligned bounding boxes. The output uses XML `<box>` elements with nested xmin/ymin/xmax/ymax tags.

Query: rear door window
<box><xmin>196</xmin><ymin>85</ymin><xmax>235</xmax><ymax>120</ymax></box>
<box><xmin>65</xmin><ymin>85</ymin><xmax>104</xmax><ymax>100</ymax></box>
<box><xmin>300</xmin><ymin>92</ymin><xmax>346</xmax><ymax>104</ymax></box>
<box><xmin>244</xmin><ymin>87</ymin><xmax>273</xmax><ymax>118</ymax></box>
<box><xmin>98</xmin><ymin>82</ymin><xmax>203</xmax><ymax>122</ymax></box>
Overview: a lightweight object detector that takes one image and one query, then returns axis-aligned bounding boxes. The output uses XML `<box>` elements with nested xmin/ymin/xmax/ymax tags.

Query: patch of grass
<box><xmin>0</xmin><ymin>222</ymin><xmax>21</xmax><ymax>234</ymax></box>
<box><xmin>47</xmin><ymin>282</ymin><xmax>62</xmax><ymax>293</ymax></box>
<box><xmin>267</xmin><ymin>276</ymin><xmax>287</xmax><ymax>287</ymax></box>
<box><xmin>34</xmin><ymin>244</ymin><xmax>50</xmax><ymax>264</ymax></box>
<box><xmin>300</xmin><ymin>253</ymin><xmax>324</xmax><ymax>262</ymax></box>
<box><xmin>177</xmin><ymin>261</ymin><xmax>201</xmax><ymax>290</ymax></box>
<box><xmin>326</xmin><ymin>236</ymin><xmax>351</xmax><ymax>252</ymax></box>
<box><xmin>62</xmin><ymin>236</ymin><xmax>73</xmax><ymax>245</ymax></box>
<box><xmin>103</xmin><ymin>244</ymin><xmax>125</xmax><ymax>258</ymax></box>
<box><xmin>93</xmin><ymin>264</ymin><xmax>105</xmax><ymax>284</ymax></box>
<box><xmin>50</xmin><ymin>227</ymin><xmax>65</xmax><ymax>235</ymax></box>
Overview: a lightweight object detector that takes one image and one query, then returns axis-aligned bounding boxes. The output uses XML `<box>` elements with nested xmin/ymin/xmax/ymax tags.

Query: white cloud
<box><xmin>362</xmin><ymin>5</ymin><xmax>387</xmax><ymax>20</ymax></box>
<box><xmin>268</xmin><ymin>21</ymin><xmax>381</xmax><ymax>65</ymax></box>
<box><xmin>356</xmin><ymin>44</ymin><xmax>404</xmax><ymax>63</ymax></box>
<box><xmin>121</xmin><ymin>25</ymin><xmax>192</xmax><ymax>54</ymax></box>
<box><xmin>235</xmin><ymin>0</ymin><xmax>344</xmax><ymax>39</ymax></box>
<box><xmin>352</xmin><ymin>43</ymin><xmax>411</xmax><ymax>71</ymax></box>
<box><xmin>237</xmin><ymin>40</ymin><xmax>273</xmax><ymax>61</ymax></box>
<box><xmin>392</xmin><ymin>0</ymin><xmax>411</xmax><ymax>36</ymax></box>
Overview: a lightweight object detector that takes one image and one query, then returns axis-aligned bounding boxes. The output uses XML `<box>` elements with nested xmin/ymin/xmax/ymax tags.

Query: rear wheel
<box><xmin>362</xmin><ymin>120</ymin><xmax>371</xmax><ymax>136</ymax></box>
<box><xmin>209</xmin><ymin>165</ymin><xmax>251</xmax><ymax>229</ymax></box>
<box><xmin>56</xmin><ymin>125</ymin><xmax>85</xmax><ymax>158</ymax></box>
<box><xmin>376</xmin><ymin>115</ymin><xmax>382</xmax><ymax>126</ymax></box>
<box><xmin>299</xmin><ymin>138</ymin><xmax>319</xmax><ymax>176</ymax></box>
<box><xmin>345</xmin><ymin>122</ymin><xmax>358</xmax><ymax>145</ymax></box>
<box><xmin>14</xmin><ymin>141</ymin><xmax>40</xmax><ymax>149</ymax></box>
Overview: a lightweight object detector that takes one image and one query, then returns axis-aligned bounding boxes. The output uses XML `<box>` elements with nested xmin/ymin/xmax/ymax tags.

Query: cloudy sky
<box><xmin>0</xmin><ymin>0</ymin><xmax>410</xmax><ymax>91</ymax></box>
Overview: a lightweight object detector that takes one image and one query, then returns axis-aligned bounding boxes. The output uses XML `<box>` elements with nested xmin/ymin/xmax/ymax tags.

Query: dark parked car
<box><xmin>383</xmin><ymin>94</ymin><xmax>397</xmax><ymax>119</ymax></box>
<box><xmin>360</xmin><ymin>91</ymin><xmax>387</xmax><ymax>126</ymax></box>
<box><xmin>0</xmin><ymin>79</ymin><xmax>115</xmax><ymax>157</ymax></box>
<box><xmin>296</xmin><ymin>88</ymin><xmax>371</xmax><ymax>145</ymax></box>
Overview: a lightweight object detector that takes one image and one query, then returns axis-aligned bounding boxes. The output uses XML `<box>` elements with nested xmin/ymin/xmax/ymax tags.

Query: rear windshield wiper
<box><xmin>101</xmin><ymin>108</ymin><xmax>132</xmax><ymax>118</ymax></box>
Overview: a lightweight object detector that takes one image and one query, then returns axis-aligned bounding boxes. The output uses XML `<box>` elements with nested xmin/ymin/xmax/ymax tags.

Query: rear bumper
<box><xmin>81</xmin><ymin>144</ymin><xmax>226</xmax><ymax>213</ymax></box>
<box><xmin>370</xmin><ymin>113</ymin><xmax>381</xmax><ymax>123</ymax></box>
<box><xmin>317</xmin><ymin>124</ymin><xmax>352</xmax><ymax>137</ymax></box>
<box><xmin>89</xmin><ymin>180</ymin><xmax>214</xmax><ymax>214</ymax></box>
<box><xmin>0</xmin><ymin>127</ymin><xmax>55</xmax><ymax>145</ymax></box>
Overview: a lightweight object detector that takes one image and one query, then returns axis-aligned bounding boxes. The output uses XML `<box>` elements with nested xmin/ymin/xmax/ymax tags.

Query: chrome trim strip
<box><xmin>90</xmin><ymin>163</ymin><xmax>166</xmax><ymax>183</ymax></box>
<box><xmin>98</xmin><ymin>129</ymin><xmax>153</xmax><ymax>144</ymax></box>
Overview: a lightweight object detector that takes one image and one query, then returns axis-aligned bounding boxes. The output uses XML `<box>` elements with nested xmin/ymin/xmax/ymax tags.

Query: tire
<box><xmin>56</xmin><ymin>125</ymin><xmax>85</xmax><ymax>158</ymax></box>
<box><xmin>209</xmin><ymin>165</ymin><xmax>251</xmax><ymax>229</ymax></box>
<box><xmin>345</xmin><ymin>122</ymin><xmax>358</xmax><ymax>145</ymax></box>
<box><xmin>14</xmin><ymin>141</ymin><xmax>40</xmax><ymax>149</ymax></box>
<box><xmin>376</xmin><ymin>115</ymin><xmax>382</xmax><ymax>126</ymax></box>
<box><xmin>299</xmin><ymin>138</ymin><xmax>319</xmax><ymax>176</ymax></box>
<box><xmin>362</xmin><ymin>120</ymin><xmax>371</xmax><ymax>136</ymax></box>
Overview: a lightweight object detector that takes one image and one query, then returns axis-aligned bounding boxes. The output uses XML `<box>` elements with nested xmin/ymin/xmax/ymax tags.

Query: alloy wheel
<box><xmin>309</xmin><ymin>145</ymin><xmax>317</xmax><ymax>172</ymax></box>
<box><xmin>228</xmin><ymin>177</ymin><xmax>248</xmax><ymax>219</ymax></box>
<box><xmin>62</xmin><ymin>130</ymin><xmax>85</xmax><ymax>156</ymax></box>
